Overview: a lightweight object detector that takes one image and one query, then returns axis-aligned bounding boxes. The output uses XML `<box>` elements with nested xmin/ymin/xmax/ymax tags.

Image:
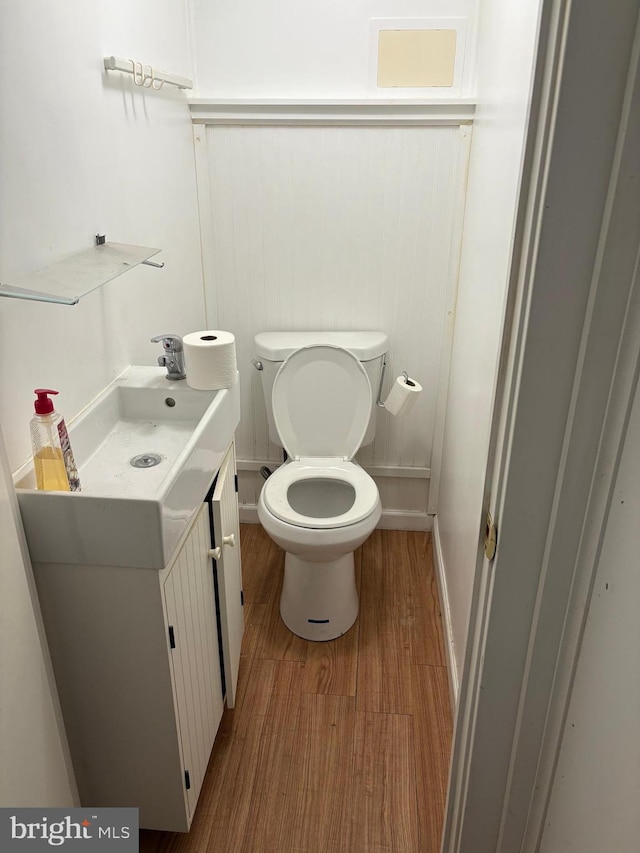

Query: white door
<box><xmin>163</xmin><ymin>504</ymin><xmax>224</xmax><ymax>821</ymax></box>
<box><xmin>443</xmin><ymin>4</ymin><xmax>640</xmax><ymax>852</ymax></box>
<box><xmin>212</xmin><ymin>442</ymin><xmax>245</xmax><ymax>709</ymax></box>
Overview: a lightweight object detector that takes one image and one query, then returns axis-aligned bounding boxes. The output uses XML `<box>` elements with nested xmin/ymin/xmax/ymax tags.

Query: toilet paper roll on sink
<box><xmin>183</xmin><ymin>330</ymin><xmax>238</xmax><ymax>390</ymax></box>
<box><xmin>384</xmin><ymin>374</ymin><xmax>422</xmax><ymax>416</ymax></box>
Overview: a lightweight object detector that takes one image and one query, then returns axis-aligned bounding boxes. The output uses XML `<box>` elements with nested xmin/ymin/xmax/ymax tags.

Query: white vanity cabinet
<box><xmin>32</xmin><ymin>442</ymin><xmax>243</xmax><ymax>832</ymax></box>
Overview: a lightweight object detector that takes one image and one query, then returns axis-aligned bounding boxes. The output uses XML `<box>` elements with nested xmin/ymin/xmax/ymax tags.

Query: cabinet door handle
<box><xmin>208</xmin><ymin>534</ymin><xmax>234</xmax><ymax>560</ymax></box>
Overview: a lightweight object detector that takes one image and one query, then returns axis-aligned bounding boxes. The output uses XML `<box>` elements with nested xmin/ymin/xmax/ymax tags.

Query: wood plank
<box><xmin>279</xmin><ymin>693</ymin><xmax>356</xmax><ymax>852</ymax></box>
<box><xmin>352</xmin><ymin>710</ymin><xmax>420</xmax><ymax>852</ymax></box>
<box><xmin>199</xmin><ymin>658</ymin><xmax>305</xmax><ymax>851</ymax></box>
<box><xmin>240</xmin><ymin>600</ymin><xmax>267</xmax><ymax>662</ymax></box>
<box><xmin>357</xmin><ymin>530</ymin><xmax>444</xmax><ymax>711</ymax></box>
<box><xmin>357</xmin><ymin>533</ymin><xmax>414</xmax><ymax>714</ymax></box>
<box><xmin>361</xmin><ymin>529</ymin><xmax>435</xmax><ymax>604</ymax></box>
<box><xmin>193</xmin><ymin>656</ymin><xmax>284</xmax><ymax>831</ymax></box>
<box><xmin>412</xmin><ymin>665</ymin><xmax>453</xmax><ymax>852</ymax></box>
<box><xmin>232</xmin><ymin>601</ymin><xmax>268</xmax><ymax>713</ymax></box>
<box><xmin>199</xmin><ymin>712</ymin><xmax>268</xmax><ymax>851</ymax></box>
<box><xmin>301</xmin><ymin>629</ymin><xmax>359</xmax><ymax>696</ymax></box>
<box><xmin>409</xmin><ymin>533</ymin><xmax>447</xmax><ymax>666</ymax></box>
<box><xmin>239</xmin><ymin>660</ymin><xmax>307</xmax><ymax>852</ymax></box>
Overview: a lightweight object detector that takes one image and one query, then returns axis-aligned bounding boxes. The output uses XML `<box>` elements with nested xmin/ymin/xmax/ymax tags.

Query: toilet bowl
<box><xmin>255</xmin><ymin>338</ymin><xmax>386</xmax><ymax>641</ymax></box>
<box><xmin>258</xmin><ymin>460</ymin><xmax>381</xmax><ymax>640</ymax></box>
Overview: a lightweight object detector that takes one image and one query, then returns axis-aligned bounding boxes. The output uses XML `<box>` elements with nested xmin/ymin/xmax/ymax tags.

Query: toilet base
<box><xmin>280</xmin><ymin>552</ymin><xmax>359</xmax><ymax>641</ymax></box>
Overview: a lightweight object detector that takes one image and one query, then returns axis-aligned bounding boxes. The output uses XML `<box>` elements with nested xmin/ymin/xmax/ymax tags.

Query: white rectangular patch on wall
<box><xmin>369</xmin><ymin>18</ymin><xmax>468</xmax><ymax>96</ymax></box>
<box><xmin>378</xmin><ymin>29</ymin><xmax>456</xmax><ymax>88</ymax></box>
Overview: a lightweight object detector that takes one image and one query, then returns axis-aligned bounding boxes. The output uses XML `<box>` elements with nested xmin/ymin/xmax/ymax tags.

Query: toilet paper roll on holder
<box><xmin>376</xmin><ymin>357</ymin><xmax>415</xmax><ymax>408</ymax></box>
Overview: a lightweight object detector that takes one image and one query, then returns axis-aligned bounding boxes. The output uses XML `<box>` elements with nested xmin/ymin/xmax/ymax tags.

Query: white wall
<box><xmin>0</xmin><ymin>0</ymin><xmax>205</xmax><ymax>805</ymax></box>
<box><xmin>195</xmin><ymin>123</ymin><xmax>469</xmax><ymax>525</ymax></box>
<box><xmin>0</xmin><ymin>0</ymin><xmax>205</xmax><ymax>472</ymax></box>
<box><xmin>434</xmin><ymin>0</ymin><xmax>542</xmax><ymax>680</ymax></box>
<box><xmin>0</xmin><ymin>425</ymin><xmax>77</xmax><ymax>806</ymax></box>
<box><xmin>190</xmin><ymin>0</ymin><xmax>477</xmax><ymax>97</ymax></box>
<box><xmin>541</xmin><ymin>379</ymin><xmax>640</xmax><ymax>852</ymax></box>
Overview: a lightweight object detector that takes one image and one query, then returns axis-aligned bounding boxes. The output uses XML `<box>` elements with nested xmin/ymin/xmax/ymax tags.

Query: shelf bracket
<box><xmin>98</xmin><ymin>234</ymin><xmax>164</xmax><ymax>268</ymax></box>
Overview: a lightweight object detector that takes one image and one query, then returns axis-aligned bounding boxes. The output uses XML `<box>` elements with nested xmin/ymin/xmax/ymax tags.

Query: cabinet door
<box><xmin>212</xmin><ymin>441</ymin><xmax>244</xmax><ymax>708</ymax></box>
<box><xmin>163</xmin><ymin>504</ymin><xmax>224</xmax><ymax>822</ymax></box>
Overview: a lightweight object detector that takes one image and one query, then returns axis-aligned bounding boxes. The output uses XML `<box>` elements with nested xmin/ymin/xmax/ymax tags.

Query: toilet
<box><xmin>255</xmin><ymin>331</ymin><xmax>387</xmax><ymax>640</ymax></box>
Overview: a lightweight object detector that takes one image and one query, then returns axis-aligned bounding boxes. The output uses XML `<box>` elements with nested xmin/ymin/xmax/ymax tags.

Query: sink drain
<box><xmin>130</xmin><ymin>453</ymin><xmax>162</xmax><ymax>469</ymax></box>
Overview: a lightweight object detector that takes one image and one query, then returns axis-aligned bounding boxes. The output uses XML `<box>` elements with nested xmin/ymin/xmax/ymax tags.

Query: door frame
<box><xmin>442</xmin><ymin>1</ymin><xmax>640</xmax><ymax>851</ymax></box>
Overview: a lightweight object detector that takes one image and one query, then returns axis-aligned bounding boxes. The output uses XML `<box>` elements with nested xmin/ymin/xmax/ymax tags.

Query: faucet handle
<box><xmin>151</xmin><ymin>334</ymin><xmax>183</xmax><ymax>352</ymax></box>
<box><xmin>151</xmin><ymin>334</ymin><xmax>186</xmax><ymax>380</ymax></box>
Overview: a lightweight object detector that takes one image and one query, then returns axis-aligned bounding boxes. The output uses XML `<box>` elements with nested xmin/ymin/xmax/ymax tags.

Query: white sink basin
<box><xmin>15</xmin><ymin>366</ymin><xmax>241</xmax><ymax>569</ymax></box>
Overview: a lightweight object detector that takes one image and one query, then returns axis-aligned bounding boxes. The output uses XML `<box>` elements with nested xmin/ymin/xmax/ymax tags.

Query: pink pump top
<box><xmin>33</xmin><ymin>389</ymin><xmax>58</xmax><ymax>415</ymax></box>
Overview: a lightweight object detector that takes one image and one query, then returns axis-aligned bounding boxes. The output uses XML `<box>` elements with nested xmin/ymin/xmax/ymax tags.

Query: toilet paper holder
<box><xmin>376</xmin><ymin>357</ymin><xmax>413</xmax><ymax>408</ymax></box>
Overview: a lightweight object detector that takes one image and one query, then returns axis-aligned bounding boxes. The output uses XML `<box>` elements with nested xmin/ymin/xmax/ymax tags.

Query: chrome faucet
<box><xmin>151</xmin><ymin>334</ymin><xmax>186</xmax><ymax>380</ymax></box>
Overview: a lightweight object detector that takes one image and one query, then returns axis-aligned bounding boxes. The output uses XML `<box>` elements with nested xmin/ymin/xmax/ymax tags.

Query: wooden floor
<box><xmin>140</xmin><ymin>524</ymin><xmax>453</xmax><ymax>853</ymax></box>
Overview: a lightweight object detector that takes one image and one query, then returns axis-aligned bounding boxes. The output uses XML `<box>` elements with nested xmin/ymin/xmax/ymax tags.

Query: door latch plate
<box><xmin>485</xmin><ymin>512</ymin><xmax>497</xmax><ymax>561</ymax></box>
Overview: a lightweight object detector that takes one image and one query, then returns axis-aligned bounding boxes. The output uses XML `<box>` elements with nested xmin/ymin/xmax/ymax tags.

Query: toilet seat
<box><xmin>265</xmin><ymin>345</ymin><xmax>379</xmax><ymax>531</ymax></box>
<box><xmin>262</xmin><ymin>459</ymin><xmax>379</xmax><ymax>529</ymax></box>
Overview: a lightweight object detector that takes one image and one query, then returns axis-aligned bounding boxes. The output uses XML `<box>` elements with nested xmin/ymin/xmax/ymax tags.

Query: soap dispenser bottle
<box><xmin>30</xmin><ymin>389</ymin><xmax>81</xmax><ymax>492</ymax></box>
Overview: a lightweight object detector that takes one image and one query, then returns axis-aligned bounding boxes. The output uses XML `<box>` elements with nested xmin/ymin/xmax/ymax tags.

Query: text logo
<box><xmin>0</xmin><ymin>808</ymin><xmax>138</xmax><ymax>850</ymax></box>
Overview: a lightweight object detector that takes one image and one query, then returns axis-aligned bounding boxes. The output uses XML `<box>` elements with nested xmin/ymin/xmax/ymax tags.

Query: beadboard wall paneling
<box><xmin>194</xmin><ymin>125</ymin><xmax>468</xmax><ymax>520</ymax></box>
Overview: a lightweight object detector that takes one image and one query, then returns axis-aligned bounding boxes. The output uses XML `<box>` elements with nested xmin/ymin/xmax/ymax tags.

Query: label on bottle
<box><xmin>57</xmin><ymin>419</ymin><xmax>81</xmax><ymax>492</ymax></box>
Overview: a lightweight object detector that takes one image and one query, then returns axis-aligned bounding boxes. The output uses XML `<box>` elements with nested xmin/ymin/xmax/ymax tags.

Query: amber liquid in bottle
<box><xmin>34</xmin><ymin>446</ymin><xmax>71</xmax><ymax>491</ymax></box>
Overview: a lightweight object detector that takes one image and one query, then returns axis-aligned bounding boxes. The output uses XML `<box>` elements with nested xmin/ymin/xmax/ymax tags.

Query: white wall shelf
<box><xmin>0</xmin><ymin>242</ymin><xmax>162</xmax><ymax>306</ymax></box>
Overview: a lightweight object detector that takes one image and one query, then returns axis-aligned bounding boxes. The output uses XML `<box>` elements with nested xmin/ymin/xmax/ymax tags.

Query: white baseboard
<box><xmin>239</xmin><ymin>505</ymin><xmax>260</xmax><ymax>524</ymax></box>
<box><xmin>432</xmin><ymin>514</ymin><xmax>459</xmax><ymax>711</ymax></box>
<box><xmin>376</xmin><ymin>510</ymin><xmax>431</xmax><ymax>531</ymax></box>
<box><xmin>238</xmin><ymin>504</ymin><xmax>431</xmax><ymax>531</ymax></box>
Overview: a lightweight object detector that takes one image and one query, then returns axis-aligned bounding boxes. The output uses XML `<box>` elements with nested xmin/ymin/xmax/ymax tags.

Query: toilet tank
<box><xmin>254</xmin><ymin>331</ymin><xmax>388</xmax><ymax>450</ymax></box>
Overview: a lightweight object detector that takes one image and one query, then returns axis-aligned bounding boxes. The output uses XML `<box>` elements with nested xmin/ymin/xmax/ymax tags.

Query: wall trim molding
<box><xmin>236</xmin><ymin>458</ymin><xmax>430</xmax><ymax>479</ymax></box>
<box><xmin>433</xmin><ymin>514</ymin><xmax>460</xmax><ymax>711</ymax></box>
<box><xmin>189</xmin><ymin>98</ymin><xmax>476</xmax><ymax>126</ymax></box>
<box><xmin>239</xmin><ymin>503</ymin><xmax>431</xmax><ymax>531</ymax></box>
<box><xmin>428</xmin><ymin>122</ymin><xmax>473</xmax><ymax>513</ymax></box>
<box><xmin>377</xmin><ymin>509</ymin><xmax>431</xmax><ymax>531</ymax></box>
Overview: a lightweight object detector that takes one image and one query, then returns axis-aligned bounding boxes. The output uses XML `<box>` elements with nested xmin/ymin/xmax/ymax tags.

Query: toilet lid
<box><xmin>272</xmin><ymin>345</ymin><xmax>372</xmax><ymax>460</ymax></box>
